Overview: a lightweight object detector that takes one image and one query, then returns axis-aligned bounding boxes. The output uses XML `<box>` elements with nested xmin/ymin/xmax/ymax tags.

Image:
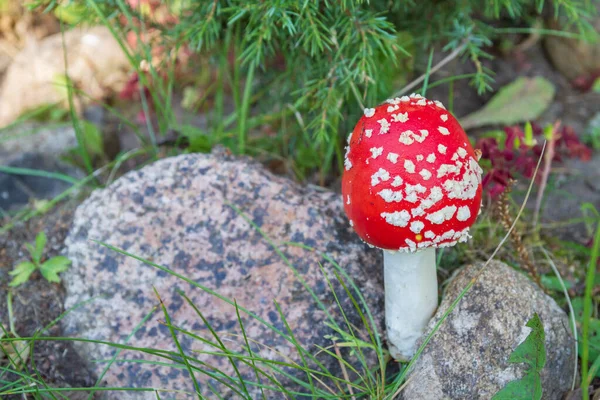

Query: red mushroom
<box><xmin>342</xmin><ymin>93</ymin><xmax>483</xmax><ymax>360</ymax></box>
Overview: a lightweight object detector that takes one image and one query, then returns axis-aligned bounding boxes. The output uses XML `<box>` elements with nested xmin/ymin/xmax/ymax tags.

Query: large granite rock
<box><xmin>63</xmin><ymin>149</ymin><xmax>384</xmax><ymax>398</ymax></box>
<box><xmin>402</xmin><ymin>261</ymin><xmax>575</xmax><ymax>400</ymax></box>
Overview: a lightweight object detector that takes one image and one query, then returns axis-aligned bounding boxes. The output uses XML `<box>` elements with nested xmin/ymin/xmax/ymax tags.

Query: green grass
<box><xmin>581</xmin><ymin>219</ymin><xmax>600</xmax><ymax>399</ymax></box>
<box><xmin>3</xmin><ymin>151</ymin><xmax>585</xmax><ymax>399</ymax></box>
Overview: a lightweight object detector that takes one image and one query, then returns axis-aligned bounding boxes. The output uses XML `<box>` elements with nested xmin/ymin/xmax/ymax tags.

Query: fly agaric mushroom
<box><xmin>342</xmin><ymin>93</ymin><xmax>483</xmax><ymax>360</ymax></box>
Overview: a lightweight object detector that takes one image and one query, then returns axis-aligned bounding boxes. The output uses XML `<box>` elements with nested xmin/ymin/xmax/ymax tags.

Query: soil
<box><xmin>0</xmin><ymin>198</ymin><xmax>97</xmax><ymax>397</ymax></box>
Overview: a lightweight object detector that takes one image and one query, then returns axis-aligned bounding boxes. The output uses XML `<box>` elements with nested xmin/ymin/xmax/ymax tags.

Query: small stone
<box><xmin>402</xmin><ymin>261</ymin><xmax>574</xmax><ymax>400</ymax></box>
<box><xmin>63</xmin><ymin>149</ymin><xmax>384</xmax><ymax>399</ymax></box>
<box><xmin>544</xmin><ymin>9</ymin><xmax>600</xmax><ymax>84</ymax></box>
<box><xmin>0</xmin><ymin>26</ymin><xmax>131</xmax><ymax>127</ymax></box>
<box><xmin>0</xmin><ymin>151</ymin><xmax>83</xmax><ymax>211</ymax></box>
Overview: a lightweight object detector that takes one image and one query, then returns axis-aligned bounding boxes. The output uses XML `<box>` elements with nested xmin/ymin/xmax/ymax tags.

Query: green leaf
<box><xmin>508</xmin><ymin>314</ymin><xmax>546</xmax><ymax>369</ymax></box>
<box><xmin>492</xmin><ymin>313</ymin><xmax>546</xmax><ymax>400</ymax></box>
<box><xmin>181</xmin><ymin>86</ymin><xmax>202</xmax><ymax>111</ymax></box>
<box><xmin>461</xmin><ymin>77</ymin><xmax>555</xmax><ymax>129</ymax></box>
<box><xmin>81</xmin><ymin>121</ymin><xmax>104</xmax><ymax>157</ymax></box>
<box><xmin>523</xmin><ymin>122</ymin><xmax>536</xmax><ymax>147</ymax></box>
<box><xmin>24</xmin><ymin>243</ymin><xmax>36</xmax><ymax>260</ymax></box>
<box><xmin>39</xmin><ymin>256</ymin><xmax>71</xmax><ymax>283</ymax></box>
<box><xmin>592</xmin><ymin>78</ymin><xmax>600</xmax><ymax>94</ymax></box>
<box><xmin>8</xmin><ymin>262</ymin><xmax>37</xmax><ymax>287</ymax></box>
<box><xmin>33</xmin><ymin>231</ymin><xmax>47</xmax><ymax>263</ymax></box>
<box><xmin>179</xmin><ymin>125</ymin><xmax>212</xmax><ymax>153</ymax></box>
<box><xmin>492</xmin><ymin>373</ymin><xmax>542</xmax><ymax>400</ymax></box>
<box><xmin>53</xmin><ymin>2</ymin><xmax>87</xmax><ymax>25</ymax></box>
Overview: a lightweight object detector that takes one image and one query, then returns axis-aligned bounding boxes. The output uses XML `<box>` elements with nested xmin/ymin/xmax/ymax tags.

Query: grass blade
<box><xmin>153</xmin><ymin>287</ymin><xmax>202</xmax><ymax>399</ymax></box>
<box><xmin>581</xmin><ymin>221</ymin><xmax>600</xmax><ymax>398</ymax></box>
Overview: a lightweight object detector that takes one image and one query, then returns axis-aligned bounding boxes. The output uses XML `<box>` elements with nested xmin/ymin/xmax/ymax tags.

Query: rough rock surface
<box><xmin>0</xmin><ymin>124</ymin><xmax>83</xmax><ymax>210</ymax></box>
<box><xmin>402</xmin><ymin>261</ymin><xmax>575</xmax><ymax>400</ymax></box>
<box><xmin>0</xmin><ymin>152</ymin><xmax>82</xmax><ymax>211</ymax></box>
<box><xmin>0</xmin><ymin>26</ymin><xmax>130</xmax><ymax>127</ymax></box>
<box><xmin>0</xmin><ymin>124</ymin><xmax>77</xmax><ymax>160</ymax></box>
<box><xmin>63</xmin><ymin>149</ymin><xmax>384</xmax><ymax>398</ymax></box>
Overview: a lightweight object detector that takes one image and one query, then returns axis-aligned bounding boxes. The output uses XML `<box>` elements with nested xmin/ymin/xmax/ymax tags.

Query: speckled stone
<box><xmin>402</xmin><ymin>261</ymin><xmax>575</xmax><ymax>400</ymax></box>
<box><xmin>63</xmin><ymin>148</ymin><xmax>384</xmax><ymax>399</ymax></box>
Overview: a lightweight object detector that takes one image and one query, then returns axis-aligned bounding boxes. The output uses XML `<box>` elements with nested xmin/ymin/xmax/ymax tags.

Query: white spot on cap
<box><xmin>416</xmin><ymin>154</ymin><xmax>424</xmax><ymax>161</ymax></box>
<box><xmin>387</xmin><ymin>104</ymin><xmax>400</xmax><ymax>113</ymax></box>
<box><xmin>420</xmin><ymin>169</ymin><xmax>432</xmax><ymax>180</ymax></box>
<box><xmin>424</xmin><ymin>230</ymin><xmax>435</xmax><ymax>239</ymax></box>
<box><xmin>457</xmin><ymin>147</ymin><xmax>467</xmax><ymax>158</ymax></box>
<box><xmin>439</xmin><ymin>240</ymin><xmax>458</xmax><ymax>248</ymax></box>
<box><xmin>404</xmin><ymin>159</ymin><xmax>416</xmax><ymax>173</ymax></box>
<box><xmin>378</xmin><ymin>189</ymin><xmax>403</xmax><ymax>202</ymax></box>
<box><xmin>436</xmin><ymin>229</ymin><xmax>456</xmax><ymax>242</ymax></box>
<box><xmin>391</xmin><ymin>176</ymin><xmax>403</xmax><ymax>187</ymax></box>
<box><xmin>434</xmin><ymin>100</ymin><xmax>446</xmax><ymax>109</ymax></box>
<box><xmin>410</xmin><ymin>221</ymin><xmax>425</xmax><ymax>234</ymax></box>
<box><xmin>421</xmin><ymin>186</ymin><xmax>443</xmax><ymax>209</ymax></box>
<box><xmin>411</xmin><ymin>206</ymin><xmax>425</xmax><ymax>217</ymax></box>
<box><xmin>427</xmin><ymin>153</ymin><xmax>436</xmax><ymax>163</ymax></box>
<box><xmin>391</xmin><ymin>112</ymin><xmax>408</xmax><ymax>122</ymax></box>
<box><xmin>409</xmin><ymin>93</ymin><xmax>424</xmax><ymax>99</ymax></box>
<box><xmin>365</xmin><ymin>129</ymin><xmax>373</xmax><ymax>138</ymax></box>
<box><xmin>381</xmin><ymin>210</ymin><xmax>411</xmax><ymax>227</ymax></box>
<box><xmin>387</xmin><ymin>152</ymin><xmax>399</xmax><ymax>164</ymax></box>
<box><xmin>406</xmin><ymin>183</ymin><xmax>427</xmax><ymax>194</ymax></box>
<box><xmin>399</xmin><ymin>129</ymin><xmax>428</xmax><ymax>145</ymax></box>
<box><xmin>405</xmin><ymin>239</ymin><xmax>417</xmax><ymax>251</ymax></box>
<box><xmin>416</xmin><ymin>99</ymin><xmax>427</xmax><ymax>106</ymax></box>
<box><xmin>400</xmin><ymin>96</ymin><xmax>410</xmax><ymax>102</ymax></box>
<box><xmin>349</xmin><ymin>220</ymin><xmax>354</xmax><ymax>227</ymax></box>
<box><xmin>438</xmin><ymin>144</ymin><xmax>447</xmax><ymax>154</ymax></box>
<box><xmin>438</xmin><ymin>126</ymin><xmax>450</xmax><ymax>135</ymax></box>
<box><xmin>418</xmin><ymin>241</ymin><xmax>434</xmax><ymax>248</ymax></box>
<box><xmin>457</xmin><ymin>206</ymin><xmax>471</xmax><ymax>221</ymax></box>
<box><xmin>346</xmin><ymin>195</ymin><xmax>351</xmax><ymax>205</ymax></box>
<box><xmin>378</xmin><ymin>118</ymin><xmax>390</xmax><ymax>134</ymax></box>
<box><xmin>405</xmin><ymin>192</ymin><xmax>418</xmax><ymax>203</ymax></box>
<box><xmin>456</xmin><ymin>227</ymin><xmax>472</xmax><ymax>243</ymax></box>
<box><xmin>426</xmin><ymin>205</ymin><xmax>457</xmax><ymax>224</ymax></box>
<box><xmin>370</xmin><ymin>147</ymin><xmax>384</xmax><ymax>159</ymax></box>
<box><xmin>437</xmin><ymin>163</ymin><xmax>460</xmax><ymax>178</ymax></box>
<box><xmin>364</xmin><ymin>108</ymin><xmax>375</xmax><ymax>117</ymax></box>
<box><xmin>441</xmin><ymin>114</ymin><xmax>448</xmax><ymax>122</ymax></box>
<box><xmin>443</xmin><ymin>158</ymin><xmax>482</xmax><ymax>200</ymax></box>
<box><xmin>371</xmin><ymin>168</ymin><xmax>390</xmax><ymax>186</ymax></box>
<box><xmin>405</xmin><ymin>183</ymin><xmax>426</xmax><ymax>203</ymax></box>
<box><xmin>344</xmin><ymin>146</ymin><xmax>352</xmax><ymax>170</ymax></box>
<box><xmin>347</xmin><ymin>132</ymin><xmax>353</xmax><ymax>144</ymax></box>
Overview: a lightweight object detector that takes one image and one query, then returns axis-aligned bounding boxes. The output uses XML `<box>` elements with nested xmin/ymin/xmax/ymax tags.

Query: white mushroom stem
<box><xmin>384</xmin><ymin>247</ymin><xmax>438</xmax><ymax>361</ymax></box>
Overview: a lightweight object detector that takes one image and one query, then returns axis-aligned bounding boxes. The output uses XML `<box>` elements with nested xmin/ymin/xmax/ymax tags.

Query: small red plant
<box><xmin>477</xmin><ymin>123</ymin><xmax>592</xmax><ymax>197</ymax></box>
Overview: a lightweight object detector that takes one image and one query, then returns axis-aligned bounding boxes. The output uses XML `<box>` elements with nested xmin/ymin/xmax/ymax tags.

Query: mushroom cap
<box><xmin>341</xmin><ymin>94</ymin><xmax>483</xmax><ymax>252</ymax></box>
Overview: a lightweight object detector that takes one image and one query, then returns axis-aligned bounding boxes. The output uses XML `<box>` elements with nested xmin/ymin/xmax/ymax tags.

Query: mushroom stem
<box><xmin>383</xmin><ymin>247</ymin><xmax>438</xmax><ymax>361</ymax></box>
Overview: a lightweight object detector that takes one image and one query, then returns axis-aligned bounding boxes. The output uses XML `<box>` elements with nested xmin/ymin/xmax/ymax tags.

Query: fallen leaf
<box><xmin>460</xmin><ymin>77</ymin><xmax>555</xmax><ymax>130</ymax></box>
